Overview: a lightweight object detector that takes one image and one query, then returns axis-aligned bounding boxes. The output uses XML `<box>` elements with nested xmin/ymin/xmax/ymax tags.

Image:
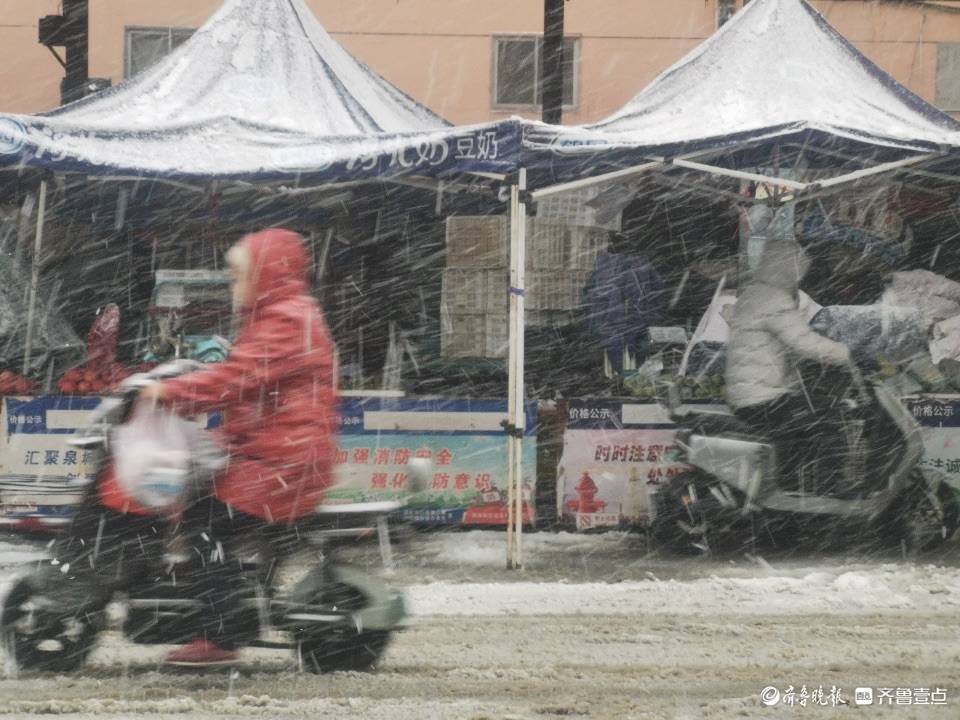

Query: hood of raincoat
<box><xmin>140</xmin><ymin>225</ymin><xmax>337</xmax><ymax>522</ymax></box>
<box><xmin>752</xmin><ymin>239</ymin><xmax>811</xmax><ymax>292</ymax></box>
<box><xmin>239</xmin><ymin>228</ymin><xmax>309</xmax><ymax>312</ymax></box>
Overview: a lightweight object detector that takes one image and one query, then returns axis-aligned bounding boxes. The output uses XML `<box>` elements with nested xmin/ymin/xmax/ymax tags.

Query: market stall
<box><xmin>518</xmin><ymin>0</ymin><xmax>960</xmax><ymax>532</ymax></box>
<box><xmin>0</xmin><ymin>0</ymin><xmax>532</xmax><ymax>538</ymax></box>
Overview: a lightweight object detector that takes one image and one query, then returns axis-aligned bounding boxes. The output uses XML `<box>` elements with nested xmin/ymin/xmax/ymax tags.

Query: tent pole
<box><xmin>506</xmin><ymin>168</ymin><xmax>527</xmax><ymax>570</ymax></box>
<box><xmin>514</xmin><ymin>166</ymin><xmax>527</xmax><ymax>570</ymax></box>
<box><xmin>805</xmin><ymin>153</ymin><xmax>940</xmax><ymax>192</ymax></box>
<box><xmin>23</xmin><ymin>178</ymin><xmax>49</xmax><ymax>377</ymax></box>
<box><xmin>506</xmin><ymin>175</ymin><xmax>517</xmax><ymax>569</ymax></box>
<box><xmin>671</xmin><ymin>159</ymin><xmax>809</xmax><ymax>192</ymax></box>
<box><xmin>530</xmin><ymin>161</ymin><xmax>662</xmax><ymax>201</ymax></box>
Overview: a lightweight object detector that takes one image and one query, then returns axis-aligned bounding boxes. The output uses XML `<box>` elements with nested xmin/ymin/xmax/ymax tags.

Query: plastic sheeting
<box><xmin>0</xmin><ymin>218</ymin><xmax>83</xmax><ymax>379</ymax></box>
<box><xmin>809</xmin><ymin>305</ymin><xmax>929</xmax><ymax>364</ymax></box>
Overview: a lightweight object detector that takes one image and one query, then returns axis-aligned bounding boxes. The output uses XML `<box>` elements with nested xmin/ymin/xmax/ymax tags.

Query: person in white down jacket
<box><xmin>726</xmin><ymin>238</ymin><xmax>852</xmax><ymax>443</ymax></box>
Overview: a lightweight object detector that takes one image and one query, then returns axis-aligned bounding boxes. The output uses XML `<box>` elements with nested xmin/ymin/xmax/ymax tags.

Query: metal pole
<box><xmin>62</xmin><ymin>0</ymin><xmax>89</xmax><ymax>105</ymax></box>
<box><xmin>542</xmin><ymin>0</ymin><xmax>566</xmax><ymax>125</ymax></box>
<box><xmin>23</xmin><ymin>179</ymin><xmax>48</xmax><ymax>376</ymax></box>
<box><xmin>530</xmin><ymin>160</ymin><xmax>662</xmax><ymax>201</ymax></box>
<box><xmin>671</xmin><ymin>159</ymin><xmax>809</xmax><ymax>192</ymax></box>
<box><xmin>506</xmin><ymin>182</ymin><xmax>518</xmax><ymax>569</ymax></box>
<box><xmin>506</xmin><ymin>169</ymin><xmax>527</xmax><ymax>570</ymax></box>
<box><xmin>809</xmin><ymin>153</ymin><xmax>939</xmax><ymax>191</ymax></box>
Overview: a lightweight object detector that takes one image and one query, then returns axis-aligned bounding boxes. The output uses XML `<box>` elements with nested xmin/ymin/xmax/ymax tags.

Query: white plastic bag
<box><xmin>112</xmin><ymin>404</ymin><xmax>197</xmax><ymax>512</ymax></box>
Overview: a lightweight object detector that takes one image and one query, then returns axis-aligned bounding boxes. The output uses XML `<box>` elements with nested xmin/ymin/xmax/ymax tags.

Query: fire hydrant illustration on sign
<box><xmin>566</xmin><ymin>471</ymin><xmax>607</xmax><ymax>514</ymax></box>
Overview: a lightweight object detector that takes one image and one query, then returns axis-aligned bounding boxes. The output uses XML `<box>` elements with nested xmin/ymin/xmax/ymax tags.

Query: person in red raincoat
<box><xmin>140</xmin><ymin>228</ymin><xmax>338</xmax><ymax>665</ymax></box>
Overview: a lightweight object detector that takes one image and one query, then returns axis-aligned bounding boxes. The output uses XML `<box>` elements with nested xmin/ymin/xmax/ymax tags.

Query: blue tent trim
<box><xmin>0</xmin><ymin>119</ymin><xmax>521</xmax><ymax>182</ymax></box>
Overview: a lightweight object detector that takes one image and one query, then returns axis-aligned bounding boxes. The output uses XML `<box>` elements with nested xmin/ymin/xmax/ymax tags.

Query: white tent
<box><xmin>524</xmin><ymin>0</ymin><xmax>960</xmax><ymax>196</ymax></box>
<box><xmin>0</xmin><ymin>0</ymin><xmax>518</xmax><ymax>181</ymax></box>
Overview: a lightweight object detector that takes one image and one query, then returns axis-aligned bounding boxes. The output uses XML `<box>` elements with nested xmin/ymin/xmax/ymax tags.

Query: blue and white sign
<box><xmin>0</xmin><ymin>396</ymin><xmax>537</xmax><ymax>529</ymax></box>
<box><xmin>0</xmin><ymin>396</ymin><xmax>219</xmax><ymax>528</ymax></box>
<box><xmin>327</xmin><ymin>398</ymin><xmax>538</xmax><ymax>526</ymax></box>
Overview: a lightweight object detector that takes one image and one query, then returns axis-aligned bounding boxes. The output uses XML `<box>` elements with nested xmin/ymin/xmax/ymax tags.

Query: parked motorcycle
<box><xmin>1</xmin><ymin>361</ymin><xmax>420</xmax><ymax>673</ymax></box>
<box><xmin>652</xmin><ymin>311</ymin><xmax>960</xmax><ymax>555</ymax></box>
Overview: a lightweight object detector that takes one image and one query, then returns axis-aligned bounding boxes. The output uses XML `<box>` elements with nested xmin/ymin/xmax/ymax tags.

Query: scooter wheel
<box><xmin>649</xmin><ymin>478</ymin><xmax>702</xmax><ymax>555</ymax></box>
<box><xmin>296</xmin><ymin>628</ymin><xmax>391</xmax><ymax>674</ymax></box>
<box><xmin>1</xmin><ymin>576</ymin><xmax>101</xmax><ymax>673</ymax></box>
<box><xmin>650</xmin><ymin>472</ymin><xmax>753</xmax><ymax>556</ymax></box>
<box><xmin>899</xmin><ymin>479</ymin><xmax>960</xmax><ymax>555</ymax></box>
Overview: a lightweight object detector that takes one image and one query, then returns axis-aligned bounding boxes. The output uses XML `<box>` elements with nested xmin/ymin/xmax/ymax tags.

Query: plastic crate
<box><xmin>441</xmin><ymin>268</ymin><xmax>487</xmax><ymax>313</ymax></box>
<box><xmin>484</xmin><ymin>313</ymin><xmax>509</xmax><ymax>359</ymax></box>
<box><xmin>525</xmin><ymin>218</ymin><xmax>567</xmax><ymax>270</ymax></box>
<box><xmin>527</xmin><ymin>271</ymin><xmax>583</xmax><ymax>311</ymax></box>
<box><xmin>445</xmin><ymin>216</ymin><xmax>509</xmax><ymax>268</ymax></box>
<box><xmin>525</xmin><ymin>309</ymin><xmax>577</xmax><ymax>328</ymax></box>
<box><xmin>535</xmin><ymin>185</ymin><xmax>623</xmax><ymax>231</ymax></box>
<box><xmin>485</xmin><ymin>268</ymin><xmax>509</xmax><ymax>314</ymax></box>
<box><xmin>440</xmin><ymin>312</ymin><xmax>487</xmax><ymax>358</ymax></box>
<box><xmin>570</xmin><ymin>269</ymin><xmax>592</xmax><ymax>307</ymax></box>
<box><xmin>567</xmin><ymin>226</ymin><xmax>609</xmax><ymax>270</ymax></box>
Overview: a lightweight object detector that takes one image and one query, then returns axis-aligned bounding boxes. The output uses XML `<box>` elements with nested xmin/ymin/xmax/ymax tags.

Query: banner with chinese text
<box><xmin>558</xmin><ymin>400</ymin><xmax>692</xmax><ymax>530</ymax></box>
<box><xmin>325</xmin><ymin>398</ymin><xmax>538</xmax><ymax>526</ymax></box>
<box><xmin>0</xmin><ymin>396</ymin><xmax>219</xmax><ymax>526</ymax></box>
<box><xmin>903</xmin><ymin>396</ymin><xmax>960</xmax><ymax>494</ymax></box>
<box><xmin>0</xmin><ymin>396</ymin><xmax>538</xmax><ymax>528</ymax></box>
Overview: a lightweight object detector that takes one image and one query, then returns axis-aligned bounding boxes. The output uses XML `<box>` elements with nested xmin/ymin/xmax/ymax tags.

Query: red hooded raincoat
<box><xmin>101</xmin><ymin>229</ymin><xmax>338</xmax><ymax>522</ymax></box>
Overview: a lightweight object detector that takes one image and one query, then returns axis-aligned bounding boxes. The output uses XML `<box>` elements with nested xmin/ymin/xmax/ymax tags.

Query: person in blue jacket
<box><xmin>583</xmin><ymin>232</ymin><xmax>667</xmax><ymax>373</ymax></box>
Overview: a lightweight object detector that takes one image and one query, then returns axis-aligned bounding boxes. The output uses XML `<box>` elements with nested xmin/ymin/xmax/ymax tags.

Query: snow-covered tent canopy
<box><xmin>0</xmin><ymin>0</ymin><xmax>528</xmax><ymax>388</ymax></box>
<box><xmin>0</xmin><ymin>0</ymin><xmax>517</xmax><ymax>182</ymax></box>
<box><xmin>525</xmin><ymin>0</ymin><xmax>960</xmax><ymax>196</ymax></box>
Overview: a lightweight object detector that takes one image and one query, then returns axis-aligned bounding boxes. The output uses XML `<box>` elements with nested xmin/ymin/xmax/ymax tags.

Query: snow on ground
<box><xmin>3</xmin><ymin>530</ymin><xmax>960</xmax><ymax>620</ymax></box>
<box><xmin>406</xmin><ymin>564</ymin><xmax>960</xmax><ymax>617</ymax></box>
<box><xmin>0</xmin><ymin>530</ymin><xmax>958</xmax><ymax>718</ymax></box>
<box><xmin>0</xmin><ymin>540</ymin><xmax>47</xmax><ymax>567</ymax></box>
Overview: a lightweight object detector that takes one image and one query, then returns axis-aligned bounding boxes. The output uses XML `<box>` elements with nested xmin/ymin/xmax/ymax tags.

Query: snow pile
<box><xmin>0</xmin><ymin>540</ymin><xmax>47</xmax><ymax>567</ymax></box>
<box><xmin>407</xmin><ymin>564</ymin><xmax>960</xmax><ymax>617</ymax></box>
<box><xmin>424</xmin><ymin>529</ymin><xmax>629</xmax><ymax>566</ymax></box>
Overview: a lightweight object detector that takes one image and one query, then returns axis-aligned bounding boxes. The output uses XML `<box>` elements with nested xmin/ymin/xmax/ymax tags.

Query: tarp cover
<box><xmin>525</xmin><ymin>0</ymin><xmax>960</xmax><ymax>174</ymax></box>
<box><xmin>0</xmin><ymin>217</ymin><xmax>83</xmax><ymax>376</ymax></box>
<box><xmin>0</xmin><ymin>0</ymin><xmax>518</xmax><ymax>181</ymax></box>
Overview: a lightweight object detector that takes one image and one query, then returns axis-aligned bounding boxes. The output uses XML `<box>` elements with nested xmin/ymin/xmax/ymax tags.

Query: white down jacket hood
<box><xmin>726</xmin><ymin>240</ymin><xmax>851</xmax><ymax>410</ymax></box>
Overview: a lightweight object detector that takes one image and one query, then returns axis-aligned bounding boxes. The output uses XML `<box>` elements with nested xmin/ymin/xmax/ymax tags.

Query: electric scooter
<box><xmin>2</xmin><ymin>361</ymin><xmax>420</xmax><ymax>673</ymax></box>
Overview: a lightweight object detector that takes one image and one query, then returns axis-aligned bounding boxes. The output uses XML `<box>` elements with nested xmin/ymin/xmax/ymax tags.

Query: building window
<box><xmin>937</xmin><ymin>43</ymin><xmax>960</xmax><ymax>112</ymax></box>
<box><xmin>125</xmin><ymin>27</ymin><xmax>195</xmax><ymax>78</ymax></box>
<box><xmin>492</xmin><ymin>35</ymin><xmax>579</xmax><ymax>110</ymax></box>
